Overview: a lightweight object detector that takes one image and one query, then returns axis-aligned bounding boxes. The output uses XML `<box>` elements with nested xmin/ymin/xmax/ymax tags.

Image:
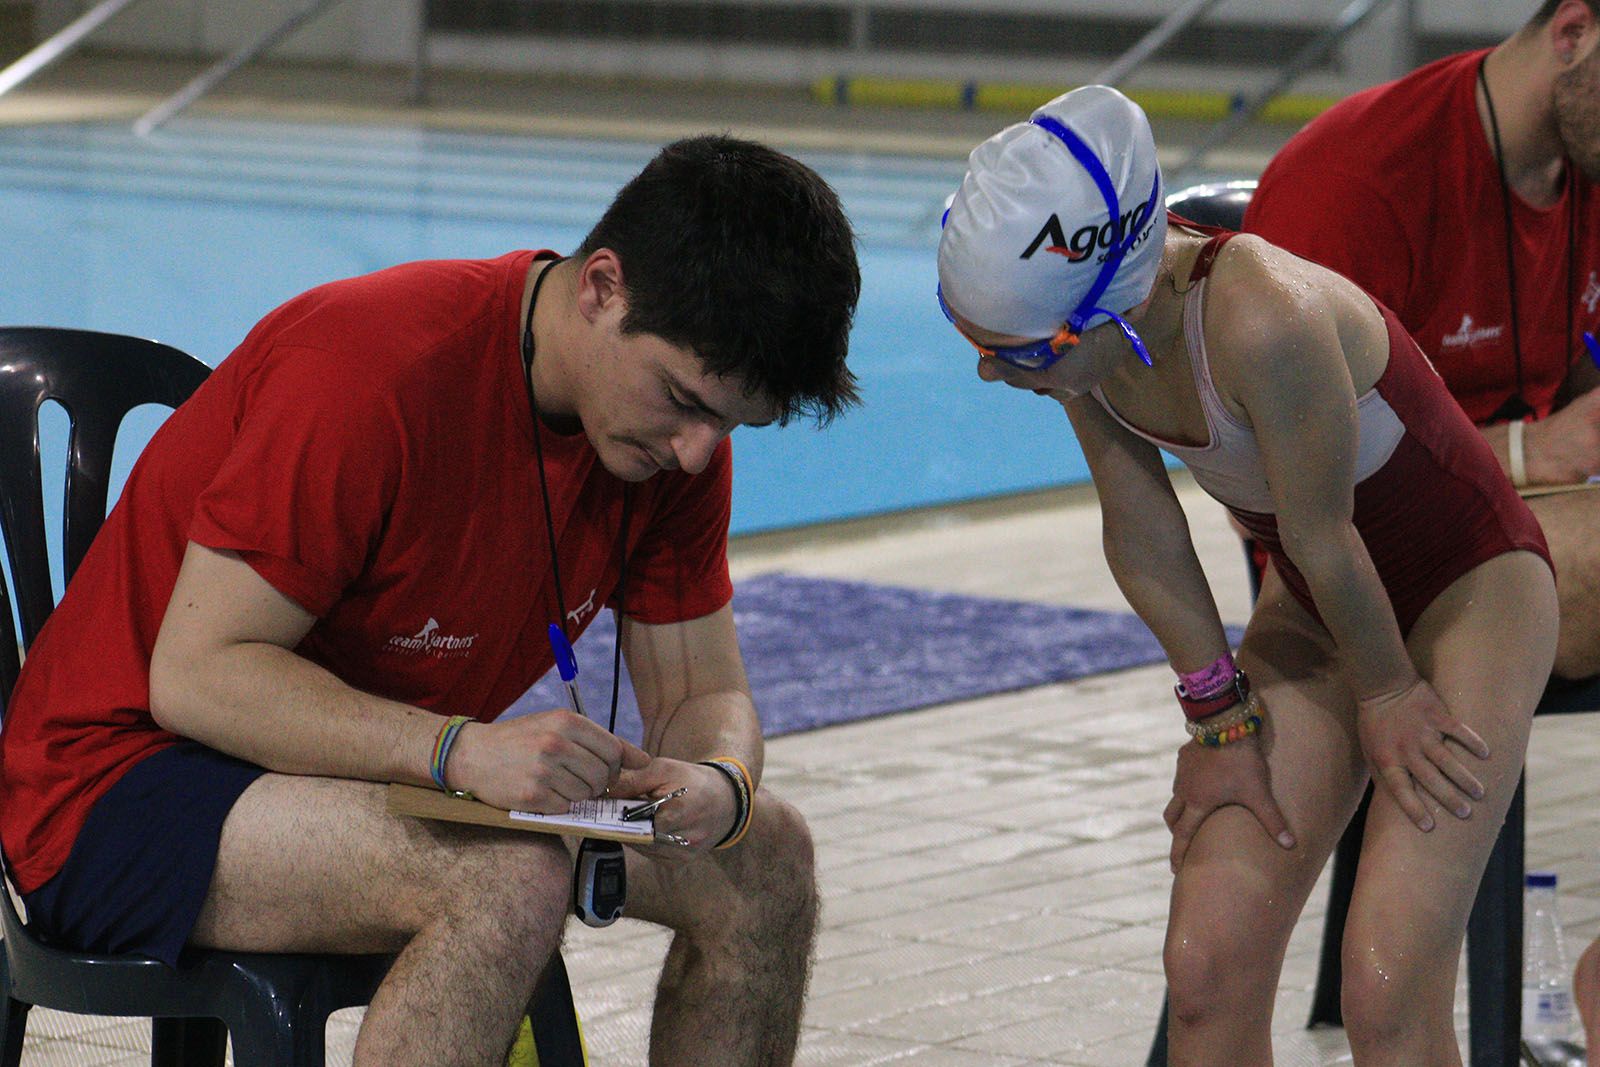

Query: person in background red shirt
<box><xmin>0</xmin><ymin>136</ymin><xmax>861</xmax><ymax>1067</ymax></box>
<box><xmin>1248</xmin><ymin>3</ymin><xmax>1600</xmax><ymax>1049</ymax></box>
<box><xmin>1247</xmin><ymin>0</ymin><xmax>1600</xmax><ymax>684</ymax></box>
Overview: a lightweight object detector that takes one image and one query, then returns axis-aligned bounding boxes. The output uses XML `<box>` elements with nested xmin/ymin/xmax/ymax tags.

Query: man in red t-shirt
<box><xmin>1247</xmin><ymin>0</ymin><xmax>1600</xmax><ymax>684</ymax></box>
<box><xmin>0</xmin><ymin>136</ymin><xmax>861</xmax><ymax>1065</ymax></box>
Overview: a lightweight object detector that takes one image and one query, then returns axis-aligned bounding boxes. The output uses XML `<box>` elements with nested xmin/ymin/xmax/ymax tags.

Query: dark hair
<box><xmin>576</xmin><ymin>135</ymin><xmax>861</xmax><ymax>426</ymax></box>
<box><xmin>1531</xmin><ymin>0</ymin><xmax>1599</xmax><ymax>25</ymax></box>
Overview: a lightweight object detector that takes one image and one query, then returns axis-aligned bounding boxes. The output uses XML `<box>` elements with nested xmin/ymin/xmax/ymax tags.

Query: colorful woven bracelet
<box><xmin>700</xmin><ymin>757</ymin><xmax>754</xmax><ymax>850</ymax></box>
<box><xmin>1197</xmin><ymin>713</ymin><xmax>1263</xmax><ymax>748</ymax></box>
<box><xmin>430</xmin><ymin>714</ymin><xmax>474</xmax><ymax>799</ymax></box>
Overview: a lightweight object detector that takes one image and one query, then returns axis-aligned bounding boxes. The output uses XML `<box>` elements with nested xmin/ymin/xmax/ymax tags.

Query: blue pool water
<box><xmin>0</xmin><ymin>118</ymin><xmax>1093</xmax><ymax>549</ymax></box>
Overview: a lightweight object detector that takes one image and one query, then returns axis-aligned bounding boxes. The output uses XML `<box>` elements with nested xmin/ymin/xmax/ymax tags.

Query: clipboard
<box><xmin>1518</xmin><ymin>481</ymin><xmax>1600</xmax><ymax>498</ymax></box>
<box><xmin>386</xmin><ymin>783</ymin><xmax>655</xmax><ymax>844</ymax></box>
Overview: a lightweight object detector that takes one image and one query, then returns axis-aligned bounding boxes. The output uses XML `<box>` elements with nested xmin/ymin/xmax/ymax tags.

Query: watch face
<box><xmin>575</xmin><ymin>840</ymin><xmax>627</xmax><ymax>926</ymax></box>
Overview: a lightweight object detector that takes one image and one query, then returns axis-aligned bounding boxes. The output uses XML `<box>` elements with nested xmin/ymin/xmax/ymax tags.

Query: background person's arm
<box><xmin>1483</xmin><ymin>386</ymin><xmax>1600</xmax><ymax>485</ymax></box>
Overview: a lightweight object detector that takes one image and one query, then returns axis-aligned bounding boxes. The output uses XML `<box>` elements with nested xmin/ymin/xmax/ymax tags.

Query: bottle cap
<box><xmin>1527</xmin><ymin>871</ymin><xmax>1558</xmax><ymax>889</ymax></box>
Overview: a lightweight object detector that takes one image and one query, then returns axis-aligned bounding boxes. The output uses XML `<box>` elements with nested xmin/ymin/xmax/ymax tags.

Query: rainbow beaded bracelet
<box><xmin>430</xmin><ymin>714</ymin><xmax>474</xmax><ymax>799</ymax></box>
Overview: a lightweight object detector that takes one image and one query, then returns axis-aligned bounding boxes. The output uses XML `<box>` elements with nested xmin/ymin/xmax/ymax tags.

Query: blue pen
<box><xmin>548</xmin><ymin>623</ymin><xmax>586</xmax><ymax>718</ymax></box>
<box><xmin>1585</xmin><ymin>332</ymin><xmax>1600</xmax><ymax>370</ymax></box>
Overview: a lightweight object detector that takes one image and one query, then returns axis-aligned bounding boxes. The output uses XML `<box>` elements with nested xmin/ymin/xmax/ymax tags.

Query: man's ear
<box><xmin>575</xmin><ymin>249</ymin><xmax>627</xmax><ymax>325</ymax></box>
<box><xmin>1548</xmin><ymin>0</ymin><xmax>1599</xmax><ymax>65</ymax></box>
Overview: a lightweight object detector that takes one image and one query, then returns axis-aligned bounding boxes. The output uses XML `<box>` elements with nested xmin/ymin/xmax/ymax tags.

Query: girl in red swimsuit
<box><xmin>938</xmin><ymin>85</ymin><xmax>1556</xmax><ymax>1066</ymax></box>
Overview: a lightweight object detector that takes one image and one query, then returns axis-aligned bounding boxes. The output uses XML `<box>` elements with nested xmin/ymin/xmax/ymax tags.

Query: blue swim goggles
<box><xmin>939</xmin><ymin>113</ymin><xmax>1160</xmax><ymax>371</ymax></box>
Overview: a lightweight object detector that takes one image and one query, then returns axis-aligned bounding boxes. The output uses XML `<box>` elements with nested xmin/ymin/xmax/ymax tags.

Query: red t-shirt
<box><xmin>0</xmin><ymin>251</ymin><xmax>735</xmax><ymax>893</ymax></box>
<box><xmin>1245</xmin><ymin>49</ymin><xmax>1600</xmax><ymax>424</ymax></box>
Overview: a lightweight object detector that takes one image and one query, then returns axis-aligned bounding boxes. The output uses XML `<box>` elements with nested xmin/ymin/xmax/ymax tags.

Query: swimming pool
<box><xmin>0</xmin><ymin>118</ymin><xmax>1092</xmax><ymax>547</ymax></box>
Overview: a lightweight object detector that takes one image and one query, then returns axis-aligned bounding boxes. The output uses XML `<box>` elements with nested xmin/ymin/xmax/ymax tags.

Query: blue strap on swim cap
<box><xmin>1029</xmin><ymin>114</ymin><xmax>1160</xmax><ymax>367</ymax></box>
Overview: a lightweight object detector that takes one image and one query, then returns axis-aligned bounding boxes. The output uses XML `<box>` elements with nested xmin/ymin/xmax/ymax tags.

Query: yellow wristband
<box><xmin>702</xmin><ymin>756</ymin><xmax>755</xmax><ymax>849</ymax></box>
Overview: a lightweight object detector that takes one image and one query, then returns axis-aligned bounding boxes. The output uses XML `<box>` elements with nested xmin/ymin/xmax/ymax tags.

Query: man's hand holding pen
<box><xmin>442</xmin><ymin>710</ymin><xmax>651</xmax><ymax>814</ymax></box>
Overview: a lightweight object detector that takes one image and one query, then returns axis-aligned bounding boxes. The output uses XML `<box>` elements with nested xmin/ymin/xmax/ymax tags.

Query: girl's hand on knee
<box><xmin>1164</xmin><ymin>737</ymin><xmax>1295</xmax><ymax>873</ymax></box>
<box><xmin>1356</xmin><ymin>679</ymin><xmax>1490</xmax><ymax>831</ymax></box>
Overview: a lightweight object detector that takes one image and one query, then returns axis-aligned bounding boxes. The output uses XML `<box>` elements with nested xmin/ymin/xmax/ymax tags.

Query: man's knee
<box><xmin>1553</xmin><ymin>546</ymin><xmax>1600</xmax><ymax>677</ymax></box>
<box><xmin>1537</xmin><ymin>496</ymin><xmax>1600</xmax><ymax>678</ymax></box>
<box><xmin>401</xmin><ymin>830</ymin><xmax>573</xmax><ymax>940</ymax></box>
<box><xmin>668</xmin><ymin>790</ymin><xmax>816</xmax><ymax>950</ymax></box>
<box><xmin>727</xmin><ymin>792</ymin><xmax>815</xmax><ymax>906</ymax></box>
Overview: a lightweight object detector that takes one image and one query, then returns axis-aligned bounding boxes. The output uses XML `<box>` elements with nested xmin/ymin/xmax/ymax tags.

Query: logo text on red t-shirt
<box><xmin>1440</xmin><ymin>314</ymin><xmax>1504</xmax><ymax>350</ymax></box>
<box><xmin>383</xmin><ymin>617</ymin><xmax>478</xmax><ymax>658</ymax></box>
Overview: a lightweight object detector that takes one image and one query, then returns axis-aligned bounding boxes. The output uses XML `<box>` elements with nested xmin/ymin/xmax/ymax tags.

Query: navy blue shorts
<box><xmin>22</xmin><ymin>741</ymin><xmax>266</xmax><ymax>966</ymax></box>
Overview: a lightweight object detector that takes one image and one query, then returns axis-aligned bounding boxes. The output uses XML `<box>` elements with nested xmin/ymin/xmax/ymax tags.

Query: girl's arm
<box><xmin>1063</xmin><ymin>394</ymin><xmax>1229</xmax><ymax>674</ymax></box>
<box><xmin>1063</xmin><ymin>393</ymin><xmax>1294</xmax><ymax>868</ymax></box>
<box><xmin>1210</xmin><ymin>241</ymin><xmax>1489</xmax><ymax>831</ymax></box>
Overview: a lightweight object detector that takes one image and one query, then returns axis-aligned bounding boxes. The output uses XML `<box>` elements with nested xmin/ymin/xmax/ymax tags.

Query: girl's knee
<box><xmin>1165</xmin><ymin>863</ymin><xmax>1303</xmax><ymax>1026</ymax></box>
<box><xmin>1339</xmin><ymin>940</ymin><xmax>1452</xmax><ymax>1048</ymax></box>
<box><xmin>1163</xmin><ymin>916</ymin><xmax>1278</xmax><ymax>1026</ymax></box>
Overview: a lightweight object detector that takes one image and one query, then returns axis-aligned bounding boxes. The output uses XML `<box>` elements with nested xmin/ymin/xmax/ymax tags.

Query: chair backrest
<box><xmin>0</xmin><ymin>327</ymin><xmax>210</xmax><ymax>715</ymax></box>
<box><xmin>1165</xmin><ymin>179</ymin><xmax>1258</xmax><ymax>231</ymax></box>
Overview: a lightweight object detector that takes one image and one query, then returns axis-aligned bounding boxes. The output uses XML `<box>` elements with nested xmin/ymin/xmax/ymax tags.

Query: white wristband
<box><xmin>1508</xmin><ymin>417</ymin><xmax>1529</xmax><ymax>488</ymax></box>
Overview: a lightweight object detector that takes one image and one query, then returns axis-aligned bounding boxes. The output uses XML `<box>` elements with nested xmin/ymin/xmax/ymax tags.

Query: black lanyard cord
<box><xmin>519</xmin><ymin>255</ymin><xmax>632</xmax><ymax>735</ymax></box>
<box><xmin>1480</xmin><ymin>55</ymin><xmax>1580</xmax><ymax>417</ymax></box>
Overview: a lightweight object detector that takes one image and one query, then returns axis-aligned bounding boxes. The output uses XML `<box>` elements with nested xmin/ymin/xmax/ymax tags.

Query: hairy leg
<box><xmin>1164</xmin><ymin>569</ymin><xmax>1372</xmax><ymax>1067</ymax></box>
<box><xmin>617</xmin><ymin>789</ymin><xmax>817</xmax><ymax>1067</ymax></box>
<box><xmin>1339</xmin><ymin>551</ymin><xmax>1557</xmax><ymax>1067</ymax></box>
<box><xmin>190</xmin><ymin>774</ymin><xmax>573</xmax><ymax>1067</ymax></box>
<box><xmin>1528</xmin><ymin>492</ymin><xmax>1600</xmax><ymax>679</ymax></box>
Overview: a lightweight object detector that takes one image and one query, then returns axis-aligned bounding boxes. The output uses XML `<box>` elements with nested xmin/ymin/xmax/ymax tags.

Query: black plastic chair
<box><xmin>0</xmin><ymin>327</ymin><xmax>585</xmax><ymax>1066</ymax></box>
<box><xmin>1146</xmin><ymin>188</ymin><xmax>1600</xmax><ymax>1067</ymax></box>
<box><xmin>1164</xmin><ymin>178</ymin><xmax>1256</xmax><ymax>231</ymax></box>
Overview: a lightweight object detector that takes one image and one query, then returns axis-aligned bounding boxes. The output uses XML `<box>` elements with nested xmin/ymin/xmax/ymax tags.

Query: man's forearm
<box><xmin>149</xmin><ymin>640</ymin><xmax>439</xmax><ymax>785</ymax></box>
<box><xmin>1479</xmin><ymin>393</ymin><xmax>1600</xmax><ymax>486</ymax></box>
<box><xmin>643</xmin><ymin>691</ymin><xmax>764</xmax><ymax>786</ymax></box>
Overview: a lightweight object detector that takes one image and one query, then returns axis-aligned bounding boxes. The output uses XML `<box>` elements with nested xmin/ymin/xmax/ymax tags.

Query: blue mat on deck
<box><xmin>506</xmin><ymin>573</ymin><xmax>1241</xmax><ymax>743</ymax></box>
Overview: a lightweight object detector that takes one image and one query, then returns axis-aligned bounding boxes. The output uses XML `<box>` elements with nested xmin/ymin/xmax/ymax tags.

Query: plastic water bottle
<box><xmin>1524</xmin><ymin>871</ymin><xmax>1575</xmax><ymax>1044</ymax></box>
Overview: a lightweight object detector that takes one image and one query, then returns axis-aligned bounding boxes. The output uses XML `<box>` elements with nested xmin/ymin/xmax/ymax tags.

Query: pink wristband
<box><xmin>1178</xmin><ymin>652</ymin><xmax>1237</xmax><ymax>699</ymax></box>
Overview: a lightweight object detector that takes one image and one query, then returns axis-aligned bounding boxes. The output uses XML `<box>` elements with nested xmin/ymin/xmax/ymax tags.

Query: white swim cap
<box><xmin>937</xmin><ymin>85</ymin><xmax>1166</xmax><ymax>340</ymax></box>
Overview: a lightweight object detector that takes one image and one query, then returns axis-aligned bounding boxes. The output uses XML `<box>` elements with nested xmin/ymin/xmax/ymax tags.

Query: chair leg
<box><xmin>1467</xmin><ymin>772</ymin><xmax>1525</xmax><ymax>1067</ymax></box>
<box><xmin>226</xmin><ymin>1012</ymin><xmax>325</xmax><ymax>1067</ymax></box>
<box><xmin>1146</xmin><ymin>993</ymin><xmax>1169</xmax><ymax>1066</ymax></box>
<box><xmin>0</xmin><ymin>996</ymin><xmax>29</xmax><ymax>1067</ymax></box>
<box><xmin>1309</xmin><ymin>784</ymin><xmax>1372</xmax><ymax>1029</ymax></box>
<box><xmin>529</xmin><ymin>952</ymin><xmax>586</xmax><ymax>1067</ymax></box>
<box><xmin>151</xmin><ymin>1017</ymin><xmax>229</xmax><ymax>1067</ymax></box>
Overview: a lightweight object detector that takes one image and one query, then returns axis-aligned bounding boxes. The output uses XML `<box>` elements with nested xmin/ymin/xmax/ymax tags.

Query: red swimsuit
<box><xmin>1097</xmin><ymin>230</ymin><xmax>1551</xmax><ymax>634</ymax></box>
